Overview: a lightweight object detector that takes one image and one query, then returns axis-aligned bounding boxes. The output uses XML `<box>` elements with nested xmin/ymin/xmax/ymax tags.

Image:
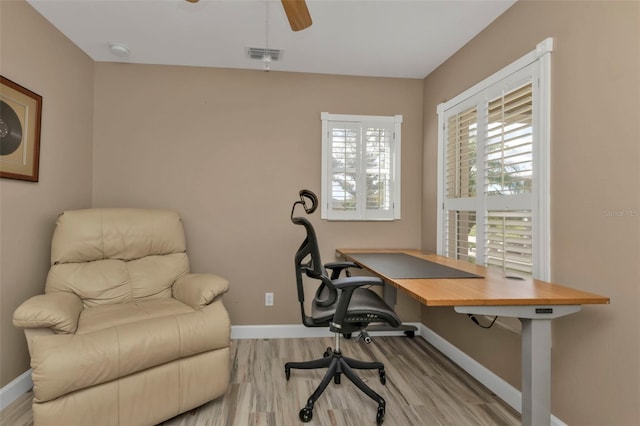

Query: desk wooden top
<box><xmin>337</xmin><ymin>249</ymin><xmax>610</xmax><ymax>307</ymax></box>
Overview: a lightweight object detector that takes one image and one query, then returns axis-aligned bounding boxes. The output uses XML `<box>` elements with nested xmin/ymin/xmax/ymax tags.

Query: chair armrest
<box><xmin>13</xmin><ymin>292</ymin><xmax>83</xmax><ymax>334</ymax></box>
<box><xmin>333</xmin><ymin>276</ymin><xmax>384</xmax><ymax>289</ymax></box>
<box><xmin>330</xmin><ymin>276</ymin><xmax>384</xmax><ymax>331</ymax></box>
<box><xmin>325</xmin><ymin>261</ymin><xmax>362</xmax><ymax>279</ymax></box>
<box><xmin>173</xmin><ymin>273</ymin><xmax>229</xmax><ymax>309</ymax></box>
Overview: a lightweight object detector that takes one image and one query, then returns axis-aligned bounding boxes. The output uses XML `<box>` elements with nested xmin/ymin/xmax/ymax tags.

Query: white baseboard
<box><xmin>1</xmin><ymin>323</ymin><xmax>565</xmax><ymax>426</ymax></box>
<box><xmin>230</xmin><ymin>322</ymin><xmax>421</xmax><ymax>340</ymax></box>
<box><xmin>0</xmin><ymin>368</ymin><xmax>32</xmax><ymax>411</ymax></box>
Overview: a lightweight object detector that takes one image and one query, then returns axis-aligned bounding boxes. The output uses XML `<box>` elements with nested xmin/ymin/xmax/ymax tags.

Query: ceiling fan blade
<box><xmin>281</xmin><ymin>0</ymin><xmax>312</xmax><ymax>31</ymax></box>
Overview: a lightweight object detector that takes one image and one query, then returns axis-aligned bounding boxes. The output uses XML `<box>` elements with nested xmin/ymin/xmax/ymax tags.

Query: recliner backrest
<box><xmin>45</xmin><ymin>208</ymin><xmax>190</xmax><ymax>307</ymax></box>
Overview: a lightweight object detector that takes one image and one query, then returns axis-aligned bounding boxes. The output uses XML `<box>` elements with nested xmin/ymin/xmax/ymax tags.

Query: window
<box><xmin>437</xmin><ymin>38</ymin><xmax>552</xmax><ymax>280</ymax></box>
<box><xmin>321</xmin><ymin>113</ymin><xmax>402</xmax><ymax>221</ymax></box>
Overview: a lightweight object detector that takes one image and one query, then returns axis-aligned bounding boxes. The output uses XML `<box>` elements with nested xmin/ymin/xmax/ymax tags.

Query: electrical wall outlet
<box><xmin>265</xmin><ymin>292</ymin><xmax>274</xmax><ymax>306</ymax></box>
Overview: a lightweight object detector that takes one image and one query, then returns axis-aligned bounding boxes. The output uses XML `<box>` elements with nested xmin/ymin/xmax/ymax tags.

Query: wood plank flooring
<box><xmin>1</xmin><ymin>336</ymin><xmax>519</xmax><ymax>426</ymax></box>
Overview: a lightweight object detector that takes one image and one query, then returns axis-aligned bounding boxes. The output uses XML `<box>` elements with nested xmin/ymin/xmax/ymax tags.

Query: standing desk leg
<box><xmin>455</xmin><ymin>305</ymin><xmax>580</xmax><ymax>426</ymax></box>
<box><xmin>521</xmin><ymin>318</ymin><xmax>552</xmax><ymax>426</ymax></box>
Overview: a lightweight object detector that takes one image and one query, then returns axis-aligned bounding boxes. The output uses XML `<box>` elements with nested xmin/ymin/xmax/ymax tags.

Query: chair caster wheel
<box><xmin>376</xmin><ymin>405</ymin><xmax>385</xmax><ymax>425</ymax></box>
<box><xmin>299</xmin><ymin>407</ymin><xmax>313</xmax><ymax>422</ymax></box>
<box><xmin>379</xmin><ymin>369</ymin><xmax>386</xmax><ymax>385</ymax></box>
<box><xmin>285</xmin><ymin>367</ymin><xmax>290</xmax><ymax>380</ymax></box>
<box><xmin>323</xmin><ymin>347</ymin><xmax>332</xmax><ymax>357</ymax></box>
<box><xmin>404</xmin><ymin>330</ymin><xmax>415</xmax><ymax>338</ymax></box>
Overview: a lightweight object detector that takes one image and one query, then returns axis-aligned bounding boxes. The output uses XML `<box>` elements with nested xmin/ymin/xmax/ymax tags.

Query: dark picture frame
<box><xmin>0</xmin><ymin>76</ymin><xmax>42</xmax><ymax>182</ymax></box>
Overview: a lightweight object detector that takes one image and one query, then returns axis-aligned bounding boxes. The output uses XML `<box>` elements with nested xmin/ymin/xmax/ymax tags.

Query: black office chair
<box><xmin>285</xmin><ymin>190</ymin><xmax>401</xmax><ymax>425</ymax></box>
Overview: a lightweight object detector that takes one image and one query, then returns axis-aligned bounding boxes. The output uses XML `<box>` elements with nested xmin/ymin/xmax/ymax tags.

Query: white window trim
<box><xmin>436</xmin><ymin>38</ymin><xmax>552</xmax><ymax>280</ymax></box>
<box><xmin>321</xmin><ymin>112</ymin><xmax>402</xmax><ymax>221</ymax></box>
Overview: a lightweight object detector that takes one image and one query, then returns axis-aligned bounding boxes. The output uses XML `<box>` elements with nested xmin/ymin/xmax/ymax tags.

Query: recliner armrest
<box><xmin>333</xmin><ymin>276</ymin><xmax>384</xmax><ymax>289</ymax></box>
<box><xmin>13</xmin><ymin>292</ymin><xmax>83</xmax><ymax>334</ymax></box>
<box><xmin>173</xmin><ymin>273</ymin><xmax>229</xmax><ymax>309</ymax></box>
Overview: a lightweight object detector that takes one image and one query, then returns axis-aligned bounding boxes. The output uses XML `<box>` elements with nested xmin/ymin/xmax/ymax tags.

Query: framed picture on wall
<box><xmin>0</xmin><ymin>76</ymin><xmax>42</xmax><ymax>182</ymax></box>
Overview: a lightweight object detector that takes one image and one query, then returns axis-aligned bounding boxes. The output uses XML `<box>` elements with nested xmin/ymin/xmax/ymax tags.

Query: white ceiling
<box><xmin>27</xmin><ymin>0</ymin><xmax>516</xmax><ymax>79</ymax></box>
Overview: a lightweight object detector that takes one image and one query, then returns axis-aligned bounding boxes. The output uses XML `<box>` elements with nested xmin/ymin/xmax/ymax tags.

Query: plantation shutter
<box><xmin>442</xmin><ymin>78</ymin><xmax>536</xmax><ymax>276</ymax></box>
<box><xmin>485</xmin><ymin>210</ymin><xmax>533</xmax><ymax>275</ymax></box>
<box><xmin>329</xmin><ymin>122</ymin><xmax>359</xmax><ymax>213</ymax></box>
<box><xmin>485</xmin><ymin>84</ymin><xmax>533</xmax><ymax>196</ymax></box>
<box><xmin>445</xmin><ymin>210</ymin><xmax>477</xmax><ymax>263</ymax></box>
<box><xmin>483</xmin><ymin>83</ymin><xmax>534</xmax><ymax>274</ymax></box>
<box><xmin>438</xmin><ymin>38</ymin><xmax>551</xmax><ymax>280</ymax></box>
<box><xmin>364</xmin><ymin>125</ymin><xmax>393</xmax><ymax>212</ymax></box>
<box><xmin>446</xmin><ymin>107</ymin><xmax>477</xmax><ymax>199</ymax></box>
<box><xmin>322</xmin><ymin>113</ymin><xmax>401</xmax><ymax>221</ymax></box>
<box><xmin>443</xmin><ymin>105</ymin><xmax>479</xmax><ymax>263</ymax></box>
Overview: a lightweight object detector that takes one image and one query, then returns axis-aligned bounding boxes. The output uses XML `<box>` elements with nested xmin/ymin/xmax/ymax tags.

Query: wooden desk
<box><xmin>337</xmin><ymin>248</ymin><xmax>610</xmax><ymax>426</ymax></box>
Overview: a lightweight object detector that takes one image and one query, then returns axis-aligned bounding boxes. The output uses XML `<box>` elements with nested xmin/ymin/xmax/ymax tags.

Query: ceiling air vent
<box><xmin>247</xmin><ymin>47</ymin><xmax>282</xmax><ymax>61</ymax></box>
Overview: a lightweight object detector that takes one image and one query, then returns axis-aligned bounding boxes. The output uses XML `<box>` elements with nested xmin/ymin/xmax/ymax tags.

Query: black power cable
<box><xmin>467</xmin><ymin>314</ymin><xmax>498</xmax><ymax>329</ymax></box>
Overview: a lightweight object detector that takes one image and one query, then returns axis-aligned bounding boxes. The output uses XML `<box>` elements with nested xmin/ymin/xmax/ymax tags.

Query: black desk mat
<box><xmin>347</xmin><ymin>252</ymin><xmax>483</xmax><ymax>279</ymax></box>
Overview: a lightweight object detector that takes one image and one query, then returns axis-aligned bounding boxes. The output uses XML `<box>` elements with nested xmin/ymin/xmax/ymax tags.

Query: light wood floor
<box><xmin>1</xmin><ymin>336</ymin><xmax>519</xmax><ymax>426</ymax></box>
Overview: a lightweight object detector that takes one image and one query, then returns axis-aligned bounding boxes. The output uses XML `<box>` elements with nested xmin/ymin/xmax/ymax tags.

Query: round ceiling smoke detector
<box><xmin>109</xmin><ymin>43</ymin><xmax>130</xmax><ymax>57</ymax></box>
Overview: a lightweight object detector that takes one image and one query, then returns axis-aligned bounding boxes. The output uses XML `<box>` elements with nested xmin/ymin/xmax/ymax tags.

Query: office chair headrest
<box><xmin>299</xmin><ymin>189</ymin><xmax>317</xmax><ymax>214</ymax></box>
<box><xmin>291</xmin><ymin>189</ymin><xmax>318</xmax><ymax>219</ymax></box>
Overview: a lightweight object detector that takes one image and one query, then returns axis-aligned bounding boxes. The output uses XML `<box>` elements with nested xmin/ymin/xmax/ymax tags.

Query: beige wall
<box><xmin>0</xmin><ymin>0</ymin><xmax>94</xmax><ymax>386</ymax></box>
<box><xmin>92</xmin><ymin>64</ymin><xmax>424</xmax><ymax>326</ymax></box>
<box><xmin>422</xmin><ymin>1</ymin><xmax>639</xmax><ymax>425</ymax></box>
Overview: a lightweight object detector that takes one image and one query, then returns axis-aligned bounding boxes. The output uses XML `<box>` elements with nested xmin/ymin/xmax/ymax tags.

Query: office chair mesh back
<box><xmin>292</xmin><ymin>216</ymin><xmax>338</xmax><ymax>320</ymax></box>
<box><xmin>291</xmin><ymin>214</ymin><xmax>400</xmax><ymax>332</ymax></box>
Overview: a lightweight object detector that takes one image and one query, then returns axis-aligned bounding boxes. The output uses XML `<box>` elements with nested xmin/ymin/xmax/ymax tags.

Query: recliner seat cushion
<box><xmin>76</xmin><ymin>298</ymin><xmax>194</xmax><ymax>334</ymax></box>
<box><xmin>30</xmin><ymin>299</ymin><xmax>230</xmax><ymax>402</ymax></box>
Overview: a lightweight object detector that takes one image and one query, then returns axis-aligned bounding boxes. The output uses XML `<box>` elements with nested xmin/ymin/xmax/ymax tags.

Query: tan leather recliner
<box><xmin>13</xmin><ymin>208</ymin><xmax>231</xmax><ymax>426</ymax></box>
